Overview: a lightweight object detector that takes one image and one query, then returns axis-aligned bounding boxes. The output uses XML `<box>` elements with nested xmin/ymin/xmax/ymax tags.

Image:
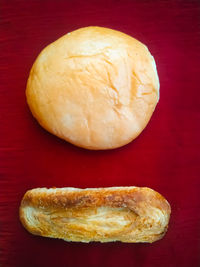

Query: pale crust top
<box><xmin>20</xmin><ymin>187</ymin><xmax>170</xmax><ymax>243</ymax></box>
<box><xmin>26</xmin><ymin>26</ymin><xmax>160</xmax><ymax>149</ymax></box>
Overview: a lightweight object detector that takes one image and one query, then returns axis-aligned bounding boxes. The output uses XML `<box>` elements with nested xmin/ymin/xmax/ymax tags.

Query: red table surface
<box><xmin>1</xmin><ymin>0</ymin><xmax>200</xmax><ymax>266</ymax></box>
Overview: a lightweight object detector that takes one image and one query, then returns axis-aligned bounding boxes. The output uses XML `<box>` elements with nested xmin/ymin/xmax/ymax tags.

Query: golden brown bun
<box><xmin>19</xmin><ymin>186</ymin><xmax>170</xmax><ymax>243</ymax></box>
<box><xmin>26</xmin><ymin>26</ymin><xmax>160</xmax><ymax>150</ymax></box>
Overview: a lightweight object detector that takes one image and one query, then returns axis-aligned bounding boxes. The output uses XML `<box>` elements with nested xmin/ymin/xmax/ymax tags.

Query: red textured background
<box><xmin>0</xmin><ymin>0</ymin><xmax>200</xmax><ymax>266</ymax></box>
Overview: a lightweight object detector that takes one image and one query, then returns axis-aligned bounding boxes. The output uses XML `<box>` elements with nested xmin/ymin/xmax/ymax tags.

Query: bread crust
<box><xmin>19</xmin><ymin>187</ymin><xmax>170</xmax><ymax>243</ymax></box>
<box><xmin>26</xmin><ymin>26</ymin><xmax>160</xmax><ymax>150</ymax></box>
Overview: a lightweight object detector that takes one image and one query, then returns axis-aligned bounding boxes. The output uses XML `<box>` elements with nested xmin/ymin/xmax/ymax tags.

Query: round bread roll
<box><xmin>26</xmin><ymin>26</ymin><xmax>159</xmax><ymax>150</ymax></box>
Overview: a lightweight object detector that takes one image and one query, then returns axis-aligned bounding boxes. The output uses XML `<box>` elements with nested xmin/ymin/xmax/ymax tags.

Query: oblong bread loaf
<box><xmin>19</xmin><ymin>186</ymin><xmax>171</xmax><ymax>243</ymax></box>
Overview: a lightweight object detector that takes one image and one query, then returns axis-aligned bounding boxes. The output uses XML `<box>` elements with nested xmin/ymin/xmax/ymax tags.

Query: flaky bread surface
<box><xmin>19</xmin><ymin>186</ymin><xmax>170</xmax><ymax>243</ymax></box>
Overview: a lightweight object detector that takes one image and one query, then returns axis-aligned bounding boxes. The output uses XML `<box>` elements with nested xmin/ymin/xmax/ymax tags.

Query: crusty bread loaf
<box><xmin>26</xmin><ymin>26</ymin><xmax>159</xmax><ymax>150</ymax></box>
<box><xmin>19</xmin><ymin>186</ymin><xmax>170</xmax><ymax>243</ymax></box>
